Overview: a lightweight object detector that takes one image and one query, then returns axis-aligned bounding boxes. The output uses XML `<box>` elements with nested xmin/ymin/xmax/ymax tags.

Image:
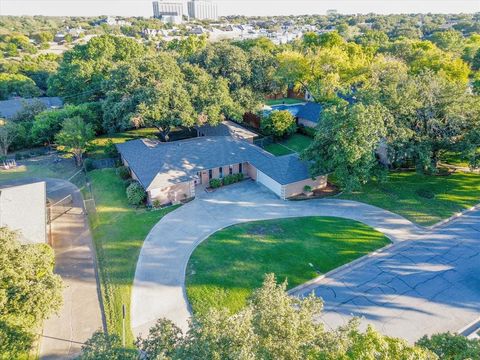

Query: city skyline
<box><xmin>1</xmin><ymin>0</ymin><xmax>479</xmax><ymax>17</ymax></box>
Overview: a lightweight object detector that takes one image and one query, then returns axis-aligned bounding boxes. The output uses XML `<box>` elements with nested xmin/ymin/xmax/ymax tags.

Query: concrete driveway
<box><xmin>132</xmin><ymin>180</ymin><xmax>428</xmax><ymax>337</ymax></box>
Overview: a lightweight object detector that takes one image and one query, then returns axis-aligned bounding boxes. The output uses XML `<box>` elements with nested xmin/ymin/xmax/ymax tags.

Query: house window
<box><xmin>209</xmin><ymin>169</ymin><xmax>213</xmax><ymax>179</ymax></box>
<box><xmin>219</xmin><ymin>167</ymin><xmax>223</xmax><ymax>178</ymax></box>
<box><xmin>229</xmin><ymin>165</ymin><xmax>233</xmax><ymax>175</ymax></box>
<box><xmin>239</xmin><ymin>163</ymin><xmax>243</xmax><ymax>173</ymax></box>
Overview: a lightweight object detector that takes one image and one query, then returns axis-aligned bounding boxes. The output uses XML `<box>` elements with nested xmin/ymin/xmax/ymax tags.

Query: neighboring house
<box><xmin>0</xmin><ymin>181</ymin><xmax>47</xmax><ymax>244</ymax></box>
<box><xmin>196</xmin><ymin>120</ymin><xmax>258</xmax><ymax>143</ymax></box>
<box><xmin>0</xmin><ymin>97</ymin><xmax>63</xmax><ymax>119</ymax></box>
<box><xmin>264</xmin><ymin>102</ymin><xmax>323</xmax><ymax>128</ymax></box>
<box><xmin>296</xmin><ymin>102</ymin><xmax>323</xmax><ymax>128</ymax></box>
<box><xmin>117</xmin><ymin>136</ymin><xmax>327</xmax><ymax>205</ymax></box>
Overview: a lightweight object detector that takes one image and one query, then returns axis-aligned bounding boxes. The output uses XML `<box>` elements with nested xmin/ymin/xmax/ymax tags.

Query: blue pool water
<box><xmin>264</xmin><ymin>103</ymin><xmax>306</xmax><ymax>117</ymax></box>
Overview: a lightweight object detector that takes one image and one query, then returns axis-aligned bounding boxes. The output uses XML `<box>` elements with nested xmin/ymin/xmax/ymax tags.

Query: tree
<box><xmin>0</xmin><ymin>227</ymin><xmax>63</xmax><ymax>357</ymax></box>
<box><xmin>31</xmin><ymin>103</ymin><xmax>103</xmax><ymax>147</ymax></box>
<box><xmin>416</xmin><ymin>332</ymin><xmax>480</xmax><ymax>360</ymax></box>
<box><xmin>193</xmin><ymin>42</ymin><xmax>251</xmax><ymax>92</ymax></box>
<box><xmin>430</xmin><ymin>29</ymin><xmax>465</xmax><ymax>54</ymax></box>
<box><xmin>47</xmin><ymin>35</ymin><xmax>147</xmax><ymax>104</ymax></box>
<box><xmin>55</xmin><ymin>116</ymin><xmax>94</xmax><ymax>166</ymax></box>
<box><xmin>0</xmin><ymin>119</ymin><xmax>18</xmax><ymax>157</ymax></box>
<box><xmin>302</xmin><ymin>103</ymin><xmax>391</xmax><ymax>191</ymax></box>
<box><xmin>261</xmin><ymin>110</ymin><xmax>297</xmax><ymax>138</ymax></box>
<box><xmin>78</xmin><ymin>331</ymin><xmax>137</xmax><ymax>360</ymax></box>
<box><xmin>82</xmin><ymin>274</ymin><xmax>436</xmax><ymax>359</ymax></box>
<box><xmin>0</xmin><ymin>73</ymin><xmax>42</xmax><ymax>100</ymax></box>
<box><xmin>135</xmin><ymin>318</ymin><xmax>182</xmax><ymax>359</ymax></box>
<box><xmin>102</xmin><ymin>54</ymin><xmax>194</xmax><ymax>140</ymax></box>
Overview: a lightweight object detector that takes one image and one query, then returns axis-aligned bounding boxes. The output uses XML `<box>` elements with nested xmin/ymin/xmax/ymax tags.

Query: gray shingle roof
<box><xmin>117</xmin><ymin>136</ymin><xmax>314</xmax><ymax>189</ymax></box>
<box><xmin>0</xmin><ymin>97</ymin><xmax>63</xmax><ymax>119</ymax></box>
<box><xmin>297</xmin><ymin>102</ymin><xmax>323</xmax><ymax>123</ymax></box>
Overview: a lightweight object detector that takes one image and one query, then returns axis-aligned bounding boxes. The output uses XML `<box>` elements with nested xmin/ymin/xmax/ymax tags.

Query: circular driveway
<box><xmin>131</xmin><ymin>180</ymin><xmax>427</xmax><ymax>337</ymax></box>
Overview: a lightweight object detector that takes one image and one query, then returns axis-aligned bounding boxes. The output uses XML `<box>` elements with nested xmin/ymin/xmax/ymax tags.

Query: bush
<box><xmin>261</xmin><ymin>110</ymin><xmax>297</xmax><ymax>138</ymax></box>
<box><xmin>105</xmin><ymin>139</ymin><xmax>118</xmax><ymax>157</ymax></box>
<box><xmin>209</xmin><ymin>178</ymin><xmax>222</xmax><ymax>189</ymax></box>
<box><xmin>235</xmin><ymin>173</ymin><xmax>244</xmax><ymax>182</ymax></box>
<box><xmin>116</xmin><ymin>165</ymin><xmax>130</xmax><ymax>180</ymax></box>
<box><xmin>152</xmin><ymin>199</ymin><xmax>161</xmax><ymax>208</ymax></box>
<box><xmin>126</xmin><ymin>181</ymin><xmax>146</xmax><ymax>206</ymax></box>
<box><xmin>303</xmin><ymin>185</ymin><xmax>312</xmax><ymax>193</ymax></box>
<box><xmin>222</xmin><ymin>174</ymin><xmax>236</xmax><ymax>185</ymax></box>
<box><xmin>298</xmin><ymin>125</ymin><xmax>316</xmax><ymax>138</ymax></box>
<box><xmin>84</xmin><ymin>158</ymin><xmax>94</xmax><ymax>172</ymax></box>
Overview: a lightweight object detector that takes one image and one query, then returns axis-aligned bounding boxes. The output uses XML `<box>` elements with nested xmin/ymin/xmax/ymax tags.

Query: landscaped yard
<box><xmin>88</xmin><ymin>169</ymin><xmax>178</xmax><ymax>344</ymax></box>
<box><xmin>265</xmin><ymin>98</ymin><xmax>305</xmax><ymax>106</ymax></box>
<box><xmin>0</xmin><ymin>155</ymin><xmax>78</xmax><ymax>182</ymax></box>
<box><xmin>186</xmin><ymin>216</ymin><xmax>390</xmax><ymax>316</ymax></box>
<box><xmin>88</xmin><ymin>127</ymin><xmax>196</xmax><ymax>159</ymax></box>
<box><xmin>339</xmin><ymin>171</ymin><xmax>480</xmax><ymax>226</ymax></box>
<box><xmin>264</xmin><ymin>133</ymin><xmax>313</xmax><ymax>156</ymax></box>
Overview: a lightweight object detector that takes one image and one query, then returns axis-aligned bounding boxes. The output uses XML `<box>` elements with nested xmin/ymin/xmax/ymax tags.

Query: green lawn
<box><xmin>88</xmin><ymin>128</ymin><xmax>160</xmax><ymax>159</ymax></box>
<box><xmin>186</xmin><ymin>217</ymin><xmax>390</xmax><ymax>316</ymax></box>
<box><xmin>339</xmin><ymin>171</ymin><xmax>480</xmax><ymax>226</ymax></box>
<box><xmin>265</xmin><ymin>98</ymin><xmax>305</xmax><ymax>106</ymax></box>
<box><xmin>88</xmin><ymin>127</ymin><xmax>196</xmax><ymax>159</ymax></box>
<box><xmin>264</xmin><ymin>134</ymin><xmax>313</xmax><ymax>156</ymax></box>
<box><xmin>0</xmin><ymin>156</ymin><xmax>78</xmax><ymax>183</ymax></box>
<box><xmin>88</xmin><ymin>169</ymin><xmax>179</xmax><ymax>344</ymax></box>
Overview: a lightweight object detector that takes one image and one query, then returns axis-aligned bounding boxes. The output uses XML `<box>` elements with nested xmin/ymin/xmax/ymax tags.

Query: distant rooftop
<box><xmin>117</xmin><ymin>136</ymin><xmax>315</xmax><ymax>190</ymax></box>
<box><xmin>0</xmin><ymin>97</ymin><xmax>63</xmax><ymax>119</ymax></box>
<box><xmin>196</xmin><ymin>120</ymin><xmax>258</xmax><ymax>140</ymax></box>
<box><xmin>265</xmin><ymin>101</ymin><xmax>323</xmax><ymax>123</ymax></box>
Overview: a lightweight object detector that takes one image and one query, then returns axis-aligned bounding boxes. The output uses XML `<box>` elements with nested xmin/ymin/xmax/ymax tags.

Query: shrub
<box><xmin>126</xmin><ymin>181</ymin><xmax>146</xmax><ymax>206</ymax></box>
<box><xmin>222</xmin><ymin>174</ymin><xmax>236</xmax><ymax>185</ymax></box>
<box><xmin>116</xmin><ymin>165</ymin><xmax>130</xmax><ymax>180</ymax></box>
<box><xmin>298</xmin><ymin>125</ymin><xmax>316</xmax><ymax>138</ymax></box>
<box><xmin>303</xmin><ymin>185</ymin><xmax>312</xmax><ymax>193</ymax></box>
<box><xmin>152</xmin><ymin>199</ymin><xmax>161</xmax><ymax>208</ymax></box>
<box><xmin>235</xmin><ymin>173</ymin><xmax>244</xmax><ymax>182</ymax></box>
<box><xmin>105</xmin><ymin>139</ymin><xmax>118</xmax><ymax>157</ymax></box>
<box><xmin>209</xmin><ymin>178</ymin><xmax>222</xmax><ymax>189</ymax></box>
<box><xmin>84</xmin><ymin>158</ymin><xmax>94</xmax><ymax>172</ymax></box>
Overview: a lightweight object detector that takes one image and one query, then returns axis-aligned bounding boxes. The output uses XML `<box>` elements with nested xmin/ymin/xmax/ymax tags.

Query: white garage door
<box><xmin>256</xmin><ymin>170</ymin><xmax>282</xmax><ymax>197</ymax></box>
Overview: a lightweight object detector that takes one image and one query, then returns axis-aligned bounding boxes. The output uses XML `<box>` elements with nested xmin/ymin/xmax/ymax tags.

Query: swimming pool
<box><xmin>263</xmin><ymin>102</ymin><xmax>306</xmax><ymax>117</ymax></box>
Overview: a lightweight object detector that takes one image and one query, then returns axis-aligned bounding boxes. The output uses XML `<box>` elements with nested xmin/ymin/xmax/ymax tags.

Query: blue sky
<box><xmin>1</xmin><ymin>0</ymin><xmax>479</xmax><ymax>17</ymax></box>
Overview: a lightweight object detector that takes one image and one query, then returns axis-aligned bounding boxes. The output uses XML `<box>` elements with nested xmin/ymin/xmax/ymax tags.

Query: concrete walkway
<box><xmin>38</xmin><ymin>179</ymin><xmax>104</xmax><ymax>359</ymax></box>
<box><xmin>131</xmin><ymin>180</ymin><xmax>428</xmax><ymax>337</ymax></box>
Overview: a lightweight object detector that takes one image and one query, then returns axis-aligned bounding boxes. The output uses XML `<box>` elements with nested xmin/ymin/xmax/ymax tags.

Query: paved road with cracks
<box><xmin>131</xmin><ymin>180</ymin><xmax>480</xmax><ymax>343</ymax></box>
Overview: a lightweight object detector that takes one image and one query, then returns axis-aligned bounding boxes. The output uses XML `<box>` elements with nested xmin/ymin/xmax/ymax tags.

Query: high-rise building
<box><xmin>187</xmin><ymin>0</ymin><xmax>218</xmax><ymax>21</ymax></box>
<box><xmin>152</xmin><ymin>1</ymin><xmax>185</xmax><ymax>24</ymax></box>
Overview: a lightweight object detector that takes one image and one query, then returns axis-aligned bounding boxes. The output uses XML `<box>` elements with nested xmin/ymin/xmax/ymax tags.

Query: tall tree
<box><xmin>0</xmin><ymin>119</ymin><xmax>18</xmax><ymax>157</ymax></box>
<box><xmin>302</xmin><ymin>103</ymin><xmax>391</xmax><ymax>191</ymax></box>
<box><xmin>47</xmin><ymin>35</ymin><xmax>147</xmax><ymax>104</ymax></box>
<box><xmin>55</xmin><ymin>116</ymin><xmax>94</xmax><ymax>166</ymax></box>
<box><xmin>0</xmin><ymin>227</ymin><xmax>63</xmax><ymax>357</ymax></box>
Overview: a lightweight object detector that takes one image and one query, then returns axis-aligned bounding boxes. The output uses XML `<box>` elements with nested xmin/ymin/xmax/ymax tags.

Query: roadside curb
<box><xmin>427</xmin><ymin>203</ymin><xmax>480</xmax><ymax>230</ymax></box>
<box><xmin>288</xmin><ymin>242</ymin><xmax>403</xmax><ymax>296</ymax></box>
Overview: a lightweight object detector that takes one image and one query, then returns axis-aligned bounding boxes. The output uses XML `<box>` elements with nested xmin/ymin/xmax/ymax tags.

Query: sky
<box><xmin>0</xmin><ymin>0</ymin><xmax>479</xmax><ymax>17</ymax></box>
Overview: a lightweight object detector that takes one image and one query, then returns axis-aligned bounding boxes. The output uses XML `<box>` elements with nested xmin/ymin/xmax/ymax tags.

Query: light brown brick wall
<box><xmin>149</xmin><ymin>181</ymin><xmax>193</xmax><ymax>205</ymax></box>
<box><xmin>283</xmin><ymin>176</ymin><xmax>327</xmax><ymax>198</ymax></box>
